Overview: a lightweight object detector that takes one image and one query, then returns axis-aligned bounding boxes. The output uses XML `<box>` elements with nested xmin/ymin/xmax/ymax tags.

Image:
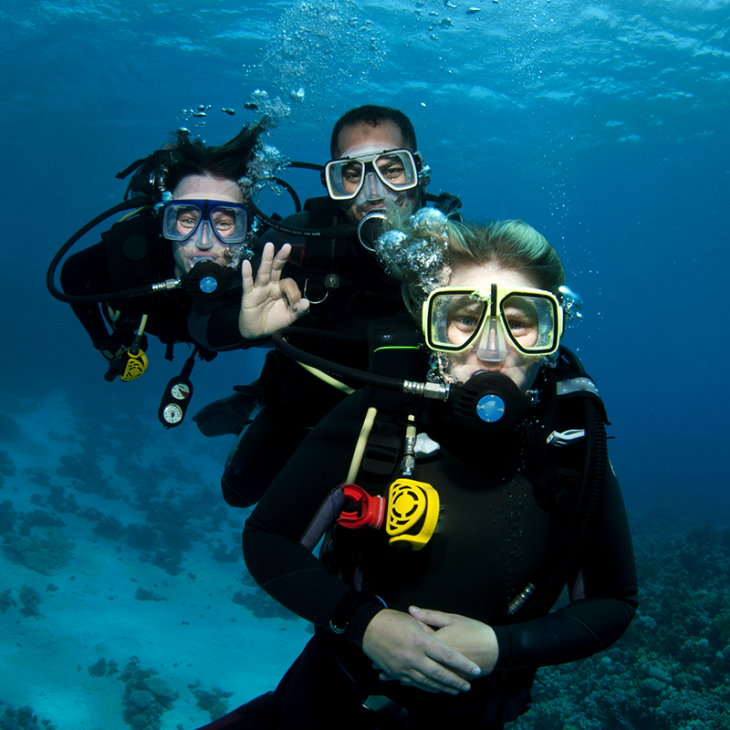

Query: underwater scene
<box><xmin>1</xmin><ymin>0</ymin><xmax>729</xmax><ymax>728</ymax></box>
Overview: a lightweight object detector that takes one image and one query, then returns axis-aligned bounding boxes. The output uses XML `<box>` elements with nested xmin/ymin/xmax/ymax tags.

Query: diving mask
<box><xmin>423</xmin><ymin>284</ymin><xmax>564</xmax><ymax>361</ymax></box>
<box><xmin>162</xmin><ymin>199</ymin><xmax>249</xmax><ymax>246</ymax></box>
<box><xmin>322</xmin><ymin>149</ymin><xmax>419</xmax><ymax>201</ymax></box>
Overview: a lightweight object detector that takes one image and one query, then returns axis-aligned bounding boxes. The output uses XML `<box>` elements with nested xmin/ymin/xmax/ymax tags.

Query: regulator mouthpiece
<box><xmin>179</xmin><ymin>260</ymin><xmax>233</xmax><ymax>300</ymax></box>
<box><xmin>450</xmin><ymin>371</ymin><xmax>530</xmax><ymax>432</ymax></box>
<box><xmin>357</xmin><ymin>210</ymin><xmax>389</xmax><ymax>252</ymax></box>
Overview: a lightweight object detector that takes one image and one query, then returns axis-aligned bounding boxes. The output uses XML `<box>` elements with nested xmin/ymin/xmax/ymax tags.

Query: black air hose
<box><xmin>507</xmin><ymin>395</ymin><xmax>608</xmax><ymax>616</ymax></box>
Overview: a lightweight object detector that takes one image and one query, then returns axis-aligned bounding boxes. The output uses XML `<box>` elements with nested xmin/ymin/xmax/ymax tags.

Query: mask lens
<box><xmin>163</xmin><ymin>203</ymin><xmax>201</xmax><ymax>241</ymax></box>
<box><xmin>208</xmin><ymin>204</ymin><xmax>248</xmax><ymax>243</ymax></box>
<box><xmin>162</xmin><ymin>201</ymin><xmax>248</xmax><ymax>244</ymax></box>
<box><xmin>373</xmin><ymin>151</ymin><xmax>417</xmax><ymax>191</ymax></box>
<box><xmin>501</xmin><ymin>294</ymin><xmax>557</xmax><ymax>353</ymax></box>
<box><xmin>324</xmin><ymin>150</ymin><xmax>418</xmax><ymax>200</ymax></box>
<box><xmin>425</xmin><ymin>288</ymin><xmax>561</xmax><ymax>356</ymax></box>
<box><xmin>325</xmin><ymin>159</ymin><xmax>364</xmax><ymax>199</ymax></box>
<box><xmin>427</xmin><ymin>292</ymin><xmax>486</xmax><ymax>350</ymax></box>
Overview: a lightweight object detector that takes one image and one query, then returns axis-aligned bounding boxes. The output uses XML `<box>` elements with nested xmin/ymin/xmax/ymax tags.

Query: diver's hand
<box><xmin>408</xmin><ymin>606</ymin><xmax>499</xmax><ymax>676</ymax></box>
<box><xmin>239</xmin><ymin>242</ymin><xmax>310</xmax><ymax>339</ymax></box>
<box><xmin>362</xmin><ymin>609</ymin><xmax>481</xmax><ymax>695</ymax></box>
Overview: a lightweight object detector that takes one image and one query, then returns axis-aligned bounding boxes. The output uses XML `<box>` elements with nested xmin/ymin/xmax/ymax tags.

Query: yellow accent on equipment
<box><xmin>120</xmin><ymin>349</ymin><xmax>149</xmax><ymax>381</ymax></box>
<box><xmin>386</xmin><ymin>478</ymin><xmax>440</xmax><ymax>551</ymax></box>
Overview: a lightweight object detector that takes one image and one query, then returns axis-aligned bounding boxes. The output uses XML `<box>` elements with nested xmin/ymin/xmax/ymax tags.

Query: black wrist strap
<box><xmin>330</xmin><ymin>591</ymin><xmax>385</xmax><ymax>635</ymax></box>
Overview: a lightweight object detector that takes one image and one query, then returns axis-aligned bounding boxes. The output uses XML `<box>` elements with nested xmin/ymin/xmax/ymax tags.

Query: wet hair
<box><xmin>162</xmin><ymin>119</ymin><xmax>268</xmax><ymax>198</ymax></box>
<box><xmin>330</xmin><ymin>105</ymin><xmax>418</xmax><ymax>157</ymax></box>
<box><xmin>398</xmin><ymin>218</ymin><xmax>565</xmax><ymax>319</ymax></box>
<box><xmin>447</xmin><ymin>220</ymin><xmax>565</xmax><ymax>293</ymax></box>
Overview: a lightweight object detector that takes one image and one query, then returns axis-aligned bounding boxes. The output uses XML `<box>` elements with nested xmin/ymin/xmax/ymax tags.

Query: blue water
<box><xmin>1</xmin><ymin>0</ymin><xmax>729</xmax><ymax>727</ymax></box>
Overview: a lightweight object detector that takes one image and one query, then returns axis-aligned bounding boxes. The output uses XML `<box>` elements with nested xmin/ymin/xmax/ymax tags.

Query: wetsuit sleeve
<box><xmin>493</xmin><ymin>466</ymin><xmax>638</xmax><ymax>669</ymax></box>
<box><xmin>60</xmin><ymin>242</ymin><xmax>118</xmax><ymax>351</ymax></box>
<box><xmin>243</xmin><ymin>391</ymin><xmax>381</xmax><ymax>634</ymax></box>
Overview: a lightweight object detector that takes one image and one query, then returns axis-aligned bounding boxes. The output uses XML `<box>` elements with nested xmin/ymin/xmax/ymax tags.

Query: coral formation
<box><xmin>134</xmin><ymin>587</ymin><xmax>167</xmax><ymax>602</ymax></box>
<box><xmin>18</xmin><ymin>585</ymin><xmax>42</xmax><ymax>618</ymax></box>
<box><xmin>232</xmin><ymin>587</ymin><xmax>298</xmax><ymax>621</ymax></box>
<box><xmin>0</xmin><ymin>702</ymin><xmax>55</xmax><ymax>730</ymax></box>
<box><xmin>88</xmin><ymin>658</ymin><xmax>107</xmax><ymax>677</ymax></box>
<box><xmin>119</xmin><ymin>657</ymin><xmax>177</xmax><ymax>730</ymax></box>
<box><xmin>92</xmin><ymin>514</ymin><xmax>126</xmax><ymax>541</ymax></box>
<box><xmin>0</xmin><ymin>588</ymin><xmax>16</xmax><ymax>614</ymax></box>
<box><xmin>3</xmin><ymin>528</ymin><xmax>74</xmax><ymax>574</ymax></box>
<box><xmin>19</xmin><ymin>510</ymin><xmax>65</xmax><ymax>534</ymax></box>
<box><xmin>56</xmin><ymin>454</ymin><xmax>118</xmax><ymax>500</ymax></box>
<box><xmin>207</xmin><ymin>539</ymin><xmax>240</xmax><ymax>564</ymax></box>
<box><xmin>0</xmin><ymin>450</ymin><xmax>16</xmax><ymax>477</ymax></box>
<box><xmin>188</xmin><ymin>680</ymin><xmax>234</xmax><ymax>721</ymax></box>
<box><xmin>0</xmin><ymin>500</ymin><xmax>17</xmax><ymax>533</ymax></box>
<box><xmin>23</xmin><ymin>467</ymin><xmax>50</xmax><ymax>487</ymax></box>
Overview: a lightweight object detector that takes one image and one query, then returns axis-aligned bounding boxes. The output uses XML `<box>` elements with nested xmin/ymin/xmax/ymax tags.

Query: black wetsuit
<box><xmin>60</xmin><ymin>212</ymin><xmax>244</xmax><ymax>360</ymax></box>
<box><xmin>221</xmin><ymin>197</ymin><xmax>407</xmax><ymax>507</ymax></box>
<box><xmin>241</xmin><ymin>372</ymin><xmax>638</xmax><ymax>729</ymax></box>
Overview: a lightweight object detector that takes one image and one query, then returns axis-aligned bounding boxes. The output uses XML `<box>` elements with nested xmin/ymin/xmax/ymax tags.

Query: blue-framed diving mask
<box><xmin>322</xmin><ymin>149</ymin><xmax>419</xmax><ymax>202</ymax></box>
<box><xmin>161</xmin><ymin>199</ymin><xmax>249</xmax><ymax>247</ymax></box>
<box><xmin>422</xmin><ymin>284</ymin><xmax>564</xmax><ymax>362</ymax></box>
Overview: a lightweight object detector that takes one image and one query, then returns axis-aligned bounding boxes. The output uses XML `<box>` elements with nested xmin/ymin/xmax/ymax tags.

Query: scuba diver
<box><xmin>221</xmin><ymin>216</ymin><xmax>637</xmax><ymax>729</ymax></box>
<box><xmin>50</xmin><ymin>120</ymin><xmax>282</xmax><ymax>427</ymax></box>
<box><xmin>215</xmin><ymin>105</ymin><xmax>465</xmax><ymax>508</ymax></box>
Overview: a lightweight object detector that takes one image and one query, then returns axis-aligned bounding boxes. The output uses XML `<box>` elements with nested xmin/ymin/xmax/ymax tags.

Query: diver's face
<box><xmin>334</xmin><ymin>121</ymin><xmax>421</xmax><ymax>224</ymax></box>
<box><xmin>444</xmin><ymin>264</ymin><xmax>542</xmax><ymax>393</ymax></box>
<box><xmin>170</xmin><ymin>175</ymin><xmax>244</xmax><ymax>277</ymax></box>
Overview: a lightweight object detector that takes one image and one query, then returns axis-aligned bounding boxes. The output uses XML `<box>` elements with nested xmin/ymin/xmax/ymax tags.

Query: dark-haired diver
<box><xmin>217</xmin><ymin>105</ymin><xmax>463</xmax><ymax>507</ymax></box>
<box><xmin>217</xmin><ymin>215</ymin><xmax>637</xmax><ymax>729</ymax></box>
<box><xmin>54</xmin><ymin>121</ymin><xmax>287</xmax><ymax>426</ymax></box>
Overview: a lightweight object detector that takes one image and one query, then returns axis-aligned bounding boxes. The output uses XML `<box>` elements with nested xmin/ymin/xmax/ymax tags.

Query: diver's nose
<box><xmin>196</xmin><ymin>221</ymin><xmax>213</xmax><ymax>250</ymax></box>
<box><xmin>363</xmin><ymin>171</ymin><xmax>386</xmax><ymax>202</ymax></box>
<box><xmin>475</xmin><ymin>316</ymin><xmax>509</xmax><ymax>362</ymax></box>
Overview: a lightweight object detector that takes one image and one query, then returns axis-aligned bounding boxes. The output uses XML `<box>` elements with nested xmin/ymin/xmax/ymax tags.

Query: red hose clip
<box><xmin>337</xmin><ymin>483</ymin><xmax>385</xmax><ymax>530</ymax></box>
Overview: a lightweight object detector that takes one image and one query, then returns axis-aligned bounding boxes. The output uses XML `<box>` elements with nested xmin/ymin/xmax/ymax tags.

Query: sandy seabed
<box><xmin>0</xmin><ymin>390</ymin><xmax>312</xmax><ymax>730</ymax></box>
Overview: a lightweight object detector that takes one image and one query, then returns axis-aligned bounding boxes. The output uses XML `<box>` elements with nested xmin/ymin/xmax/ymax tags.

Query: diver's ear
<box><xmin>414</xmin><ymin>152</ymin><xmax>430</xmax><ymax>188</ymax></box>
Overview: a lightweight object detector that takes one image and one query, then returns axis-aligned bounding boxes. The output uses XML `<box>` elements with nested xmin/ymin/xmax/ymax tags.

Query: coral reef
<box><xmin>56</xmin><ymin>453</ymin><xmax>118</xmax><ymax>500</ymax></box>
<box><xmin>0</xmin><ymin>450</ymin><xmax>17</xmax><ymax>477</ymax></box>
<box><xmin>88</xmin><ymin>658</ymin><xmax>107</xmax><ymax>677</ymax></box>
<box><xmin>138</xmin><ymin>548</ymin><xmax>184</xmax><ymax>577</ymax></box>
<box><xmin>125</xmin><ymin>524</ymin><xmax>158</xmax><ymax>551</ymax></box>
<box><xmin>93</xmin><ymin>514</ymin><xmax>126</xmax><ymax>541</ymax></box>
<box><xmin>18</xmin><ymin>585</ymin><xmax>42</xmax><ymax>618</ymax></box>
<box><xmin>0</xmin><ymin>500</ymin><xmax>17</xmax><ymax>533</ymax></box>
<box><xmin>23</xmin><ymin>467</ymin><xmax>50</xmax><ymax>487</ymax></box>
<box><xmin>18</xmin><ymin>510</ymin><xmax>65</xmax><ymax>534</ymax></box>
<box><xmin>119</xmin><ymin>657</ymin><xmax>177</xmax><ymax>730</ymax></box>
<box><xmin>0</xmin><ymin>702</ymin><xmax>55</xmax><ymax>730</ymax></box>
<box><xmin>232</xmin><ymin>587</ymin><xmax>298</xmax><ymax>621</ymax></box>
<box><xmin>134</xmin><ymin>587</ymin><xmax>167</xmax><ymax>602</ymax></box>
<box><xmin>188</xmin><ymin>680</ymin><xmax>234</xmax><ymax>721</ymax></box>
<box><xmin>87</xmin><ymin>657</ymin><xmax>119</xmax><ymax>678</ymax></box>
<box><xmin>207</xmin><ymin>539</ymin><xmax>240</xmax><ymax>564</ymax></box>
<box><xmin>2</xmin><ymin>528</ymin><xmax>75</xmax><ymax>574</ymax></box>
<box><xmin>0</xmin><ymin>588</ymin><xmax>16</xmax><ymax>614</ymax></box>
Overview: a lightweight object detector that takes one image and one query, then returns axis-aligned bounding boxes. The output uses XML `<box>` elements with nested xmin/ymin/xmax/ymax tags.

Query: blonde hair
<box><xmin>398</xmin><ymin>218</ymin><xmax>565</xmax><ymax>319</ymax></box>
